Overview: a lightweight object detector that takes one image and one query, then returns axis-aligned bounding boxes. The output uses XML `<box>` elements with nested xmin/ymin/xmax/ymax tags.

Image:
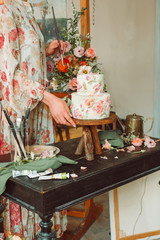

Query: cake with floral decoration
<box><xmin>70</xmin><ymin>66</ymin><xmax>111</xmax><ymax>120</ymax></box>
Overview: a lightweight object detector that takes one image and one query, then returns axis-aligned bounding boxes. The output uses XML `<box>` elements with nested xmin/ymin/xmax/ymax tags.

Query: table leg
<box><xmin>36</xmin><ymin>214</ymin><xmax>56</xmax><ymax>240</ymax></box>
<box><xmin>0</xmin><ymin>201</ymin><xmax>5</xmax><ymax>233</ymax></box>
<box><xmin>90</xmin><ymin>126</ymin><xmax>102</xmax><ymax>155</ymax></box>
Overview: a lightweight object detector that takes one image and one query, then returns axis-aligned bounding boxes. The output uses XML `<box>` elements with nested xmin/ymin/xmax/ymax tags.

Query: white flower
<box><xmin>78</xmin><ymin>65</ymin><xmax>92</xmax><ymax>74</ymax></box>
<box><xmin>144</xmin><ymin>136</ymin><xmax>156</xmax><ymax>148</ymax></box>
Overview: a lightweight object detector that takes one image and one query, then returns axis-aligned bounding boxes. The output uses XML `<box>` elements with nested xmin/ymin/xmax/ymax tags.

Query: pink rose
<box><xmin>144</xmin><ymin>136</ymin><xmax>156</xmax><ymax>148</ymax></box>
<box><xmin>77</xmin><ymin>83</ymin><xmax>82</xmax><ymax>92</ymax></box>
<box><xmin>74</xmin><ymin>109</ymin><xmax>82</xmax><ymax>119</ymax></box>
<box><xmin>93</xmin><ymin>83</ymin><xmax>101</xmax><ymax>92</ymax></box>
<box><xmin>86</xmin><ymin>75</ymin><xmax>91</xmax><ymax>81</ymax></box>
<box><xmin>132</xmin><ymin>138</ymin><xmax>143</xmax><ymax>147</ymax></box>
<box><xmin>46</xmin><ymin>60</ymin><xmax>54</xmax><ymax>73</ymax></box>
<box><xmin>69</xmin><ymin>78</ymin><xmax>77</xmax><ymax>91</ymax></box>
<box><xmin>93</xmin><ymin>100</ymin><xmax>104</xmax><ymax>114</ymax></box>
<box><xmin>64</xmin><ymin>41</ymin><xmax>71</xmax><ymax>53</ymax></box>
<box><xmin>85</xmin><ymin>48</ymin><xmax>96</xmax><ymax>58</ymax></box>
<box><xmin>74</xmin><ymin>46</ymin><xmax>84</xmax><ymax>58</ymax></box>
<box><xmin>85</xmin><ymin>98</ymin><xmax>94</xmax><ymax>107</ymax></box>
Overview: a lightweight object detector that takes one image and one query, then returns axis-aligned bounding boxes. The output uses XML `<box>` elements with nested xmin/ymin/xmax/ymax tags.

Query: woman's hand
<box><xmin>46</xmin><ymin>40</ymin><xmax>64</xmax><ymax>56</ymax></box>
<box><xmin>42</xmin><ymin>91</ymin><xmax>76</xmax><ymax>127</ymax></box>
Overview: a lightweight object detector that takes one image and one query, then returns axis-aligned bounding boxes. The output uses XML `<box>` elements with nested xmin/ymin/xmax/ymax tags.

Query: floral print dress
<box><xmin>0</xmin><ymin>0</ymin><xmax>67</xmax><ymax>238</ymax></box>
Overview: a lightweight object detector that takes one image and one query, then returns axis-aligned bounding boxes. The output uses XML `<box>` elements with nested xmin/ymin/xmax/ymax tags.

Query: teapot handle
<box><xmin>144</xmin><ymin>117</ymin><xmax>154</xmax><ymax>134</ymax></box>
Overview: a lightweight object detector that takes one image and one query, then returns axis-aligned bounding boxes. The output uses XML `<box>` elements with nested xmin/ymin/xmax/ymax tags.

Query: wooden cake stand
<box><xmin>72</xmin><ymin>112</ymin><xmax>117</xmax><ymax>161</ymax></box>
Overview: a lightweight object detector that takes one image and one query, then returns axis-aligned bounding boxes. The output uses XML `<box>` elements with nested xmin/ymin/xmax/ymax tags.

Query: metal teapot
<box><xmin>125</xmin><ymin>113</ymin><xmax>144</xmax><ymax>138</ymax></box>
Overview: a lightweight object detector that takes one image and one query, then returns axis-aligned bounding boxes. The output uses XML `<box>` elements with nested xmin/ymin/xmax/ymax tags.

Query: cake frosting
<box><xmin>77</xmin><ymin>74</ymin><xmax>104</xmax><ymax>95</ymax></box>
<box><xmin>70</xmin><ymin>67</ymin><xmax>111</xmax><ymax>120</ymax></box>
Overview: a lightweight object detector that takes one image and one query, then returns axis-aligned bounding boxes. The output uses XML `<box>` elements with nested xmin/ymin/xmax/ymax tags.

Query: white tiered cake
<box><xmin>70</xmin><ymin>68</ymin><xmax>111</xmax><ymax>120</ymax></box>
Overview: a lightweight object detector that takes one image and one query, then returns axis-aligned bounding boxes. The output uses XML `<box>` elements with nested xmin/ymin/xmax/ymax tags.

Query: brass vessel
<box><xmin>125</xmin><ymin>113</ymin><xmax>144</xmax><ymax>138</ymax></box>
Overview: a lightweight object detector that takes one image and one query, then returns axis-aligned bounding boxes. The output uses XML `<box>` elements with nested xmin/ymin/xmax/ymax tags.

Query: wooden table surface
<box><xmin>1</xmin><ymin>138</ymin><xmax>160</xmax><ymax>239</ymax></box>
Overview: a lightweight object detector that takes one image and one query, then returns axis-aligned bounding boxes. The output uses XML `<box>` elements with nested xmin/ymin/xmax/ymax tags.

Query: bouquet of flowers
<box><xmin>47</xmin><ymin>2</ymin><xmax>101</xmax><ymax>92</ymax></box>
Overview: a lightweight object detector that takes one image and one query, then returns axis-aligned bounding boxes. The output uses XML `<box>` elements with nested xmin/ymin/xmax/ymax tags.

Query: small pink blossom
<box><xmin>69</xmin><ymin>78</ymin><xmax>77</xmax><ymax>90</ymax></box>
<box><xmin>127</xmin><ymin>145</ymin><xmax>136</xmax><ymax>152</ymax></box>
<box><xmin>86</xmin><ymin>75</ymin><xmax>91</xmax><ymax>81</ymax></box>
<box><xmin>102</xmin><ymin>139</ymin><xmax>111</xmax><ymax>150</ymax></box>
<box><xmin>64</xmin><ymin>41</ymin><xmax>71</xmax><ymax>53</ymax></box>
<box><xmin>144</xmin><ymin>136</ymin><xmax>156</xmax><ymax>148</ymax></box>
<box><xmin>46</xmin><ymin>60</ymin><xmax>54</xmax><ymax>73</ymax></box>
<box><xmin>132</xmin><ymin>138</ymin><xmax>143</xmax><ymax>147</ymax></box>
<box><xmin>74</xmin><ymin>46</ymin><xmax>84</xmax><ymax>58</ymax></box>
<box><xmin>77</xmin><ymin>83</ymin><xmax>82</xmax><ymax>91</ymax></box>
<box><xmin>85</xmin><ymin>47</ymin><xmax>96</xmax><ymax>58</ymax></box>
<box><xmin>93</xmin><ymin>83</ymin><xmax>101</xmax><ymax>92</ymax></box>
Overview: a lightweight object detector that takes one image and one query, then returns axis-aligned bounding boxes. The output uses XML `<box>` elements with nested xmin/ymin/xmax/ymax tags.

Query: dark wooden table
<box><xmin>1</xmin><ymin>138</ymin><xmax>160</xmax><ymax>239</ymax></box>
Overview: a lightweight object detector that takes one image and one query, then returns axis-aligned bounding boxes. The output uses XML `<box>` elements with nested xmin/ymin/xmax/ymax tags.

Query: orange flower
<box><xmin>5</xmin><ymin>231</ymin><xmax>12</xmax><ymax>238</ymax></box>
<box><xmin>57</xmin><ymin>58</ymin><xmax>70</xmax><ymax>72</ymax></box>
<box><xmin>80</xmin><ymin>61</ymin><xmax>87</xmax><ymax>66</ymax></box>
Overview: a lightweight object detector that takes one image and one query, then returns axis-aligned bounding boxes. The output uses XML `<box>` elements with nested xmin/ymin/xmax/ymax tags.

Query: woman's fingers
<box><xmin>42</xmin><ymin>92</ymin><xmax>76</xmax><ymax>127</ymax></box>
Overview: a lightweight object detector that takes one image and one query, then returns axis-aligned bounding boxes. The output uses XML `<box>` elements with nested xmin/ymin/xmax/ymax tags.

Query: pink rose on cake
<box><xmin>85</xmin><ymin>98</ymin><xmax>95</xmax><ymax>107</ymax></box>
<box><xmin>74</xmin><ymin>108</ymin><xmax>83</xmax><ymax>119</ymax></box>
<box><xmin>93</xmin><ymin>83</ymin><xmax>102</xmax><ymax>92</ymax></box>
<box><xmin>85</xmin><ymin>47</ymin><xmax>96</xmax><ymax>58</ymax></box>
<box><xmin>77</xmin><ymin>83</ymin><xmax>82</xmax><ymax>91</ymax></box>
<box><xmin>93</xmin><ymin>100</ymin><xmax>105</xmax><ymax>114</ymax></box>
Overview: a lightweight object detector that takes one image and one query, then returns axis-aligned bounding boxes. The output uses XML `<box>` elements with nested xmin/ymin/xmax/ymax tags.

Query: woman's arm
<box><xmin>0</xmin><ymin>5</ymin><xmax>44</xmax><ymax>114</ymax></box>
<box><xmin>42</xmin><ymin>91</ymin><xmax>76</xmax><ymax>127</ymax></box>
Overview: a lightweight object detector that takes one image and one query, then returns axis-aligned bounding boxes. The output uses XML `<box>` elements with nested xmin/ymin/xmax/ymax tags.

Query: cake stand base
<box><xmin>73</xmin><ymin>112</ymin><xmax>117</xmax><ymax>161</ymax></box>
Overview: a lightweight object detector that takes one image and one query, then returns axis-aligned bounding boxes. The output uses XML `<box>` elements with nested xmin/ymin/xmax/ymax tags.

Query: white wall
<box><xmin>90</xmin><ymin>0</ymin><xmax>155</xmax><ymax>135</ymax></box>
<box><xmin>68</xmin><ymin>0</ymin><xmax>155</xmax><ymax>136</ymax></box>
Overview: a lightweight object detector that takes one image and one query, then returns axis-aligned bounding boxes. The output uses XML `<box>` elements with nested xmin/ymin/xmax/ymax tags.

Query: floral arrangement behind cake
<box><xmin>47</xmin><ymin>2</ymin><xmax>102</xmax><ymax>92</ymax></box>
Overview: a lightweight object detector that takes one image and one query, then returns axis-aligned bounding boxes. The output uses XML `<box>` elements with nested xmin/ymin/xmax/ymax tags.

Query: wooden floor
<box><xmin>67</xmin><ymin>192</ymin><xmax>111</xmax><ymax>240</ymax></box>
<box><xmin>56</xmin><ymin>126</ymin><xmax>111</xmax><ymax>240</ymax></box>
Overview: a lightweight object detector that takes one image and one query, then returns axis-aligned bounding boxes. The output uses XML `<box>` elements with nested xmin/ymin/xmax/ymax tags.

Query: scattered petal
<box><xmin>114</xmin><ymin>156</ymin><xmax>118</xmax><ymax>159</ymax></box>
<box><xmin>117</xmin><ymin>148</ymin><xmax>125</xmax><ymax>152</ymax></box>
<box><xmin>127</xmin><ymin>145</ymin><xmax>136</xmax><ymax>152</ymax></box>
<box><xmin>100</xmin><ymin>156</ymin><xmax>108</xmax><ymax>159</ymax></box>
<box><xmin>80</xmin><ymin>166</ymin><xmax>87</xmax><ymax>171</ymax></box>
<box><xmin>70</xmin><ymin>173</ymin><xmax>78</xmax><ymax>178</ymax></box>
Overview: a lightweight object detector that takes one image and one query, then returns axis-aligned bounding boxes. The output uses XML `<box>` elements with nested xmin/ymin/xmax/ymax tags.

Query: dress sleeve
<box><xmin>0</xmin><ymin>5</ymin><xmax>45</xmax><ymax>115</ymax></box>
